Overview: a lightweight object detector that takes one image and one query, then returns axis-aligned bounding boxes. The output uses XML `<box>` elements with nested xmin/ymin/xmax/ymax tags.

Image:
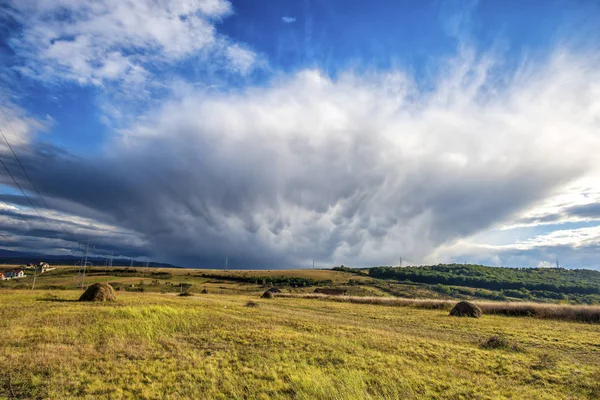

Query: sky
<box><xmin>0</xmin><ymin>0</ymin><xmax>600</xmax><ymax>269</ymax></box>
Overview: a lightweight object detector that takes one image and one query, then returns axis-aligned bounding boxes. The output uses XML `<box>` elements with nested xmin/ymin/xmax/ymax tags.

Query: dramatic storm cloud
<box><xmin>1</xmin><ymin>0</ymin><xmax>600</xmax><ymax>268</ymax></box>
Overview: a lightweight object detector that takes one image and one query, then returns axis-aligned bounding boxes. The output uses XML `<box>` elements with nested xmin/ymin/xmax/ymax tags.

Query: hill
<box><xmin>369</xmin><ymin>264</ymin><xmax>600</xmax><ymax>300</ymax></box>
<box><xmin>369</xmin><ymin>264</ymin><xmax>600</xmax><ymax>293</ymax></box>
<box><xmin>3</xmin><ymin>263</ymin><xmax>600</xmax><ymax>304</ymax></box>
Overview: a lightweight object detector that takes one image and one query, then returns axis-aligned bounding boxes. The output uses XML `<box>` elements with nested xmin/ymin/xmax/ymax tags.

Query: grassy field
<box><xmin>275</xmin><ymin>293</ymin><xmax>600</xmax><ymax>323</ymax></box>
<box><xmin>1</xmin><ymin>289</ymin><xmax>600</xmax><ymax>399</ymax></box>
<box><xmin>0</xmin><ymin>266</ymin><xmax>389</xmax><ymax>299</ymax></box>
<box><xmin>0</xmin><ymin>266</ymin><xmax>487</xmax><ymax>299</ymax></box>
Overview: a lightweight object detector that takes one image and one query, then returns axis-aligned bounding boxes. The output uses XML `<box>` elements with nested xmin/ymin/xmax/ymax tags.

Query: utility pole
<box><xmin>225</xmin><ymin>257</ymin><xmax>228</xmax><ymax>270</ymax></box>
<box><xmin>104</xmin><ymin>252</ymin><xmax>111</xmax><ymax>275</ymax></box>
<box><xmin>31</xmin><ymin>265</ymin><xmax>37</xmax><ymax>290</ymax></box>
<box><xmin>82</xmin><ymin>241</ymin><xmax>89</xmax><ymax>288</ymax></box>
<box><xmin>313</xmin><ymin>259</ymin><xmax>315</xmax><ymax>269</ymax></box>
<box><xmin>399</xmin><ymin>256</ymin><xmax>403</xmax><ymax>268</ymax></box>
<box><xmin>76</xmin><ymin>241</ymin><xmax>90</xmax><ymax>288</ymax></box>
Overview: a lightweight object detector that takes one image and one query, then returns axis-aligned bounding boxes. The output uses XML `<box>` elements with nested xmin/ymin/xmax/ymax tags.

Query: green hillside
<box><xmin>369</xmin><ymin>264</ymin><xmax>600</xmax><ymax>298</ymax></box>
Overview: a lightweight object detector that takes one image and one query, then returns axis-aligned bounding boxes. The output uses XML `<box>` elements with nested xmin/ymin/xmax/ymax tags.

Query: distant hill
<box><xmin>0</xmin><ymin>249</ymin><xmax>181</xmax><ymax>269</ymax></box>
<box><xmin>369</xmin><ymin>264</ymin><xmax>600</xmax><ymax>295</ymax></box>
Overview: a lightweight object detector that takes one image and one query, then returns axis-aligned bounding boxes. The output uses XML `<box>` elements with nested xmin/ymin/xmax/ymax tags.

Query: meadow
<box><xmin>1</xmin><ymin>289</ymin><xmax>600</xmax><ymax>399</ymax></box>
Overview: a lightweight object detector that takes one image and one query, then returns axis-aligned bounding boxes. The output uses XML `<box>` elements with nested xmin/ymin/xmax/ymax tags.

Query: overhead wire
<box><xmin>0</xmin><ymin>198</ymin><xmax>31</xmax><ymax>228</ymax></box>
<box><xmin>0</xmin><ymin>104</ymin><xmax>109</xmax><ymax>267</ymax></box>
<box><xmin>0</xmin><ymin>105</ymin><xmax>71</xmax><ymax>236</ymax></box>
<box><xmin>0</xmin><ymin>156</ymin><xmax>60</xmax><ymax>239</ymax></box>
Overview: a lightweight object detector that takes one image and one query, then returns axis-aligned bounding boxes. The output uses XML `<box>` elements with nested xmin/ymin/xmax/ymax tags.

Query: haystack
<box><xmin>265</xmin><ymin>287</ymin><xmax>281</xmax><ymax>293</ymax></box>
<box><xmin>261</xmin><ymin>290</ymin><xmax>275</xmax><ymax>298</ymax></box>
<box><xmin>79</xmin><ymin>283</ymin><xmax>117</xmax><ymax>302</ymax></box>
<box><xmin>449</xmin><ymin>301</ymin><xmax>482</xmax><ymax>318</ymax></box>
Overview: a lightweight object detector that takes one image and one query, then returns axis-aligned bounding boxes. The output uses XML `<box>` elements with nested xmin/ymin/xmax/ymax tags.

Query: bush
<box><xmin>433</xmin><ymin>284</ymin><xmax>452</xmax><ymax>295</ymax></box>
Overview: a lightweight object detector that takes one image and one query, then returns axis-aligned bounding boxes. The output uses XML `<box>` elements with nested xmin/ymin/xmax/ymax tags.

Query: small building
<box><xmin>38</xmin><ymin>262</ymin><xmax>50</xmax><ymax>273</ymax></box>
<box><xmin>314</xmin><ymin>287</ymin><xmax>347</xmax><ymax>296</ymax></box>
<box><xmin>5</xmin><ymin>270</ymin><xmax>25</xmax><ymax>279</ymax></box>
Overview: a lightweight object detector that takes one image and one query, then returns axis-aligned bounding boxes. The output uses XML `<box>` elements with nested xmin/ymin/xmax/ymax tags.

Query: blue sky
<box><xmin>1</xmin><ymin>0</ymin><xmax>600</xmax><ymax>268</ymax></box>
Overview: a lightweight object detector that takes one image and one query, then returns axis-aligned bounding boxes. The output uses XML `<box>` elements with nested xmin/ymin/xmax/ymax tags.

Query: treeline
<box><xmin>199</xmin><ymin>273</ymin><xmax>332</xmax><ymax>287</ymax></box>
<box><xmin>332</xmin><ymin>265</ymin><xmax>364</xmax><ymax>274</ymax></box>
<box><xmin>369</xmin><ymin>264</ymin><xmax>600</xmax><ymax>295</ymax></box>
<box><xmin>81</xmin><ymin>268</ymin><xmax>174</xmax><ymax>280</ymax></box>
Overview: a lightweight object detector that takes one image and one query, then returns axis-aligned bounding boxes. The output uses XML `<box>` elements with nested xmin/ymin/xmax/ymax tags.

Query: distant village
<box><xmin>0</xmin><ymin>262</ymin><xmax>52</xmax><ymax>281</ymax></box>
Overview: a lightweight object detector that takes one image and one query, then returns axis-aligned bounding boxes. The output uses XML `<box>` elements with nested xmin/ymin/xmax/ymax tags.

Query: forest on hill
<box><xmin>368</xmin><ymin>264</ymin><xmax>600</xmax><ymax>296</ymax></box>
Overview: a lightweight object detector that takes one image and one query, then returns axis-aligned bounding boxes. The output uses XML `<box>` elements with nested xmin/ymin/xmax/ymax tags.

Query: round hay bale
<box><xmin>261</xmin><ymin>290</ymin><xmax>274</xmax><ymax>298</ymax></box>
<box><xmin>79</xmin><ymin>283</ymin><xmax>117</xmax><ymax>302</ymax></box>
<box><xmin>449</xmin><ymin>301</ymin><xmax>482</xmax><ymax>318</ymax></box>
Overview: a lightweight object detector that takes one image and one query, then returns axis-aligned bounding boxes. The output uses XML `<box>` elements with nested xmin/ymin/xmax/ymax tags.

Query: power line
<box><xmin>0</xmin><ymin>105</ymin><xmax>110</xmax><ymax>269</ymax></box>
<box><xmin>0</xmin><ymin>156</ymin><xmax>60</xmax><ymax>239</ymax></box>
<box><xmin>0</xmin><ymin>106</ymin><xmax>70</xmax><ymax>236</ymax></box>
<box><xmin>0</xmin><ymin>198</ymin><xmax>31</xmax><ymax>228</ymax></box>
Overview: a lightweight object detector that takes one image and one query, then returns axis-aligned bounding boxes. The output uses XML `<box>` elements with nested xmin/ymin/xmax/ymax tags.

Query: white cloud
<box><xmin>7</xmin><ymin>0</ymin><xmax>255</xmax><ymax>85</ymax></box>
<box><xmin>0</xmin><ymin>101</ymin><xmax>53</xmax><ymax>148</ymax></box>
<box><xmin>92</xmin><ymin>49</ymin><xmax>600</xmax><ymax>267</ymax></box>
<box><xmin>282</xmin><ymin>16</ymin><xmax>297</xmax><ymax>23</ymax></box>
<box><xmin>226</xmin><ymin>44</ymin><xmax>258</xmax><ymax>75</ymax></box>
<box><xmin>3</xmin><ymin>44</ymin><xmax>600</xmax><ymax>268</ymax></box>
<box><xmin>511</xmin><ymin>226</ymin><xmax>600</xmax><ymax>250</ymax></box>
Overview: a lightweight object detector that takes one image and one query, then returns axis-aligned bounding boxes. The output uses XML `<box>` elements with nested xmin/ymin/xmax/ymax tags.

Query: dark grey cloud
<box><xmin>567</xmin><ymin>203</ymin><xmax>600</xmax><ymax>219</ymax></box>
<box><xmin>514</xmin><ymin>202</ymin><xmax>600</xmax><ymax>227</ymax></box>
<box><xmin>1</xmin><ymin>51</ymin><xmax>600</xmax><ymax>268</ymax></box>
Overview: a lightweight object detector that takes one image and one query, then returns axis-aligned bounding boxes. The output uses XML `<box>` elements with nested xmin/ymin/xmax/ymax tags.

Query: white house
<box><xmin>5</xmin><ymin>270</ymin><xmax>25</xmax><ymax>279</ymax></box>
<box><xmin>38</xmin><ymin>262</ymin><xmax>50</xmax><ymax>273</ymax></box>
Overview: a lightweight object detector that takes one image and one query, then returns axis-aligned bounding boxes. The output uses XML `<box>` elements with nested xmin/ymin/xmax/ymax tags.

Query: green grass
<box><xmin>1</xmin><ymin>290</ymin><xmax>600</xmax><ymax>399</ymax></box>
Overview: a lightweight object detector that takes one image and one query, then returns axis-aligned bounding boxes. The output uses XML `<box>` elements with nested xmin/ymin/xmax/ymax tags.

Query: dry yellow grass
<box><xmin>274</xmin><ymin>293</ymin><xmax>600</xmax><ymax>323</ymax></box>
<box><xmin>1</xmin><ymin>289</ymin><xmax>600</xmax><ymax>399</ymax></box>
